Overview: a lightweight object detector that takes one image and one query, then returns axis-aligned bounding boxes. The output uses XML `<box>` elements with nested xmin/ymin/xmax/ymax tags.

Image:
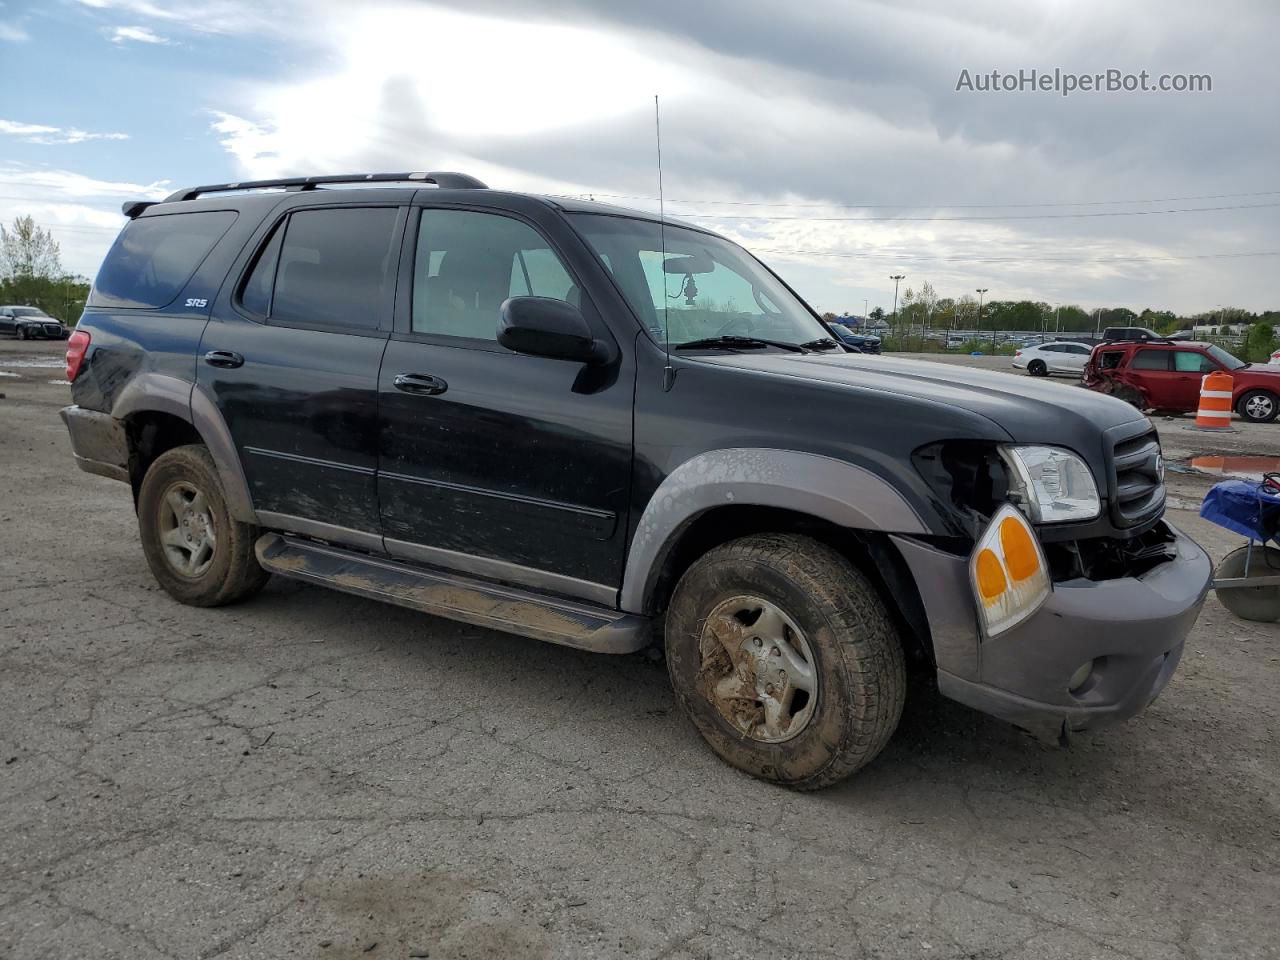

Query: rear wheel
<box><xmin>1027</xmin><ymin>359</ymin><xmax>1048</xmax><ymax>377</ymax></box>
<box><xmin>137</xmin><ymin>444</ymin><xmax>269</xmax><ymax>607</ymax></box>
<box><xmin>665</xmin><ymin>534</ymin><xmax>905</xmax><ymax>790</ymax></box>
<box><xmin>1214</xmin><ymin>545</ymin><xmax>1280</xmax><ymax>622</ymax></box>
<box><xmin>1238</xmin><ymin>389</ymin><xmax>1279</xmax><ymax>424</ymax></box>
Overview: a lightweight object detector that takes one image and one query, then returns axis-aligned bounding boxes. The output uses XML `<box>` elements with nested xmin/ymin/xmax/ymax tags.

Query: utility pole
<box><xmin>1055</xmin><ymin>304</ymin><xmax>1061</xmax><ymax>334</ymax></box>
<box><xmin>863</xmin><ymin>298</ymin><xmax>869</xmax><ymax>323</ymax></box>
<box><xmin>889</xmin><ymin>275</ymin><xmax>905</xmax><ymax>338</ymax></box>
<box><xmin>976</xmin><ymin>288</ymin><xmax>989</xmax><ymax>349</ymax></box>
<box><xmin>1094</xmin><ymin>307</ymin><xmax>1102</xmax><ymax>338</ymax></box>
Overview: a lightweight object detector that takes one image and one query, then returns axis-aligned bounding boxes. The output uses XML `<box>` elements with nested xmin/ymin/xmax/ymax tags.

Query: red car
<box><xmin>1083</xmin><ymin>339</ymin><xmax>1280</xmax><ymax>423</ymax></box>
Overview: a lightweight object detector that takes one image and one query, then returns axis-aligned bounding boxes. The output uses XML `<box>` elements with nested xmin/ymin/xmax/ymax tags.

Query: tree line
<box><xmin>0</xmin><ymin>216</ymin><xmax>92</xmax><ymax>325</ymax></box>
<box><xmin>842</xmin><ymin>280</ymin><xmax>1279</xmax><ymax>335</ymax></box>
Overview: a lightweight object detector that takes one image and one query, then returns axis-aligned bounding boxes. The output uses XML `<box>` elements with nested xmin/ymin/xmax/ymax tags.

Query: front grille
<box><xmin>42</xmin><ymin>324</ymin><xmax>61</xmax><ymax>337</ymax></box>
<box><xmin>1108</xmin><ymin>426</ymin><xmax>1165</xmax><ymax>527</ymax></box>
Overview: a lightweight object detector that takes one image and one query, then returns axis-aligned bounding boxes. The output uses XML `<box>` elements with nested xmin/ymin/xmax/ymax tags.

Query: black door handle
<box><xmin>393</xmin><ymin>373</ymin><xmax>448</xmax><ymax>396</ymax></box>
<box><xmin>203</xmin><ymin>350</ymin><xmax>244</xmax><ymax>369</ymax></box>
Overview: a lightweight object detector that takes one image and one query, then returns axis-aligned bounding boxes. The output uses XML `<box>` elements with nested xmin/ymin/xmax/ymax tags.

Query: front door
<box><xmin>1169</xmin><ymin>348</ymin><xmax>1220</xmax><ymax>409</ymax></box>
<box><xmin>377</xmin><ymin>206</ymin><xmax>634</xmax><ymax>604</ymax></box>
<box><xmin>199</xmin><ymin>202</ymin><xmax>405</xmax><ymax>542</ymax></box>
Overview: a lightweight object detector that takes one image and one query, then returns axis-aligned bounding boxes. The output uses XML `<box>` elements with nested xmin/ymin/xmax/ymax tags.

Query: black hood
<box><xmin>695</xmin><ymin>350</ymin><xmax>1148</xmax><ymax>448</ymax></box>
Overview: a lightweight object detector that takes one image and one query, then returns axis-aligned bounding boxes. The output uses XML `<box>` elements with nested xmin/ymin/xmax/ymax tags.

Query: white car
<box><xmin>1011</xmin><ymin>340</ymin><xmax>1093</xmax><ymax>377</ymax></box>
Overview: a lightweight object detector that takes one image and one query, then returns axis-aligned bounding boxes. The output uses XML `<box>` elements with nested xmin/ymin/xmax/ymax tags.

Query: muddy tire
<box><xmin>137</xmin><ymin>444</ymin><xmax>269</xmax><ymax>607</ymax></box>
<box><xmin>1214</xmin><ymin>545</ymin><xmax>1280</xmax><ymax>622</ymax></box>
<box><xmin>665</xmin><ymin>533</ymin><xmax>905</xmax><ymax>790</ymax></box>
<box><xmin>1027</xmin><ymin>359</ymin><xmax>1048</xmax><ymax>377</ymax></box>
<box><xmin>1237</xmin><ymin>389</ymin><xmax>1280</xmax><ymax>424</ymax></box>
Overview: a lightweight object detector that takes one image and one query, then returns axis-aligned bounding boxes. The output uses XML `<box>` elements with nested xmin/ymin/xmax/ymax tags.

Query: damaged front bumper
<box><xmin>892</xmin><ymin>520</ymin><xmax>1211</xmax><ymax>741</ymax></box>
<box><xmin>61</xmin><ymin>404</ymin><xmax>130</xmax><ymax>483</ymax></box>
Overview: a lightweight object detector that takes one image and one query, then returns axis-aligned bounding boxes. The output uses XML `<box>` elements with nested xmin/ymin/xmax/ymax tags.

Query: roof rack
<box><xmin>1098</xmin><ymin>336</ymin><xmax>1183</xmax><ymax>346</ymax></box>
<box><xmin>159</xmin><ymin>171</ymin><xmax>488</xmax><ymax>205</ymax></box>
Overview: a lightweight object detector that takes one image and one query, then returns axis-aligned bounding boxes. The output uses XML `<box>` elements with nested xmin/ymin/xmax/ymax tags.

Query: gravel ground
<box><xmin>1</xmin><ymin>340</ymin><xmax>1278</xmax><ymax>960</ymax></box>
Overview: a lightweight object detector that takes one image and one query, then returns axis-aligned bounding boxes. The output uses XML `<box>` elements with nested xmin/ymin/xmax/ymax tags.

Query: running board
<box><xmin>255</xmin><ymin>533</ymin><xmax>651</xmax><ymax>654</ymax></box>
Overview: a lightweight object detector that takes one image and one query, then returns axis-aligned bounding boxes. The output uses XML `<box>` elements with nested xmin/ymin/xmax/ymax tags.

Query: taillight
<box><xmin>1015</xmin><ymin>350</ymin><xmax>1022</xmax><ymax>356</ymax></box>
<box><xmin>66</xmin><ymin>330</ymin><xmax>91</xmax><ymax>381</ymax></box>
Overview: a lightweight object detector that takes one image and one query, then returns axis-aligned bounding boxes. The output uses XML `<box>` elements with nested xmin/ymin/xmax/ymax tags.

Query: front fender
<box><xmin>619</xmin><ymin>448</ymin><xmax>929</xmax><ymax>613</ymax></box>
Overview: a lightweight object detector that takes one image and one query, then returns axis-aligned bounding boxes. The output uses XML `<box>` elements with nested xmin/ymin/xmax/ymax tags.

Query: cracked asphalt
<box><xmin>2</xmin><ymin>339</ymin><xmax>1278</xmax><ymax>960</ymax></box>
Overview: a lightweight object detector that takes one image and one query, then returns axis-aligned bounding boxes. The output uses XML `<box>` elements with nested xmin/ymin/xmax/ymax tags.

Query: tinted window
<box><xmin>1173</xmin><ymin>350</ymin><xmax>1217</xmax><ymax>373</ymax></box>
<box><xmin>412</xmin><ymin>209</ymin><xmax>576</xmax><ymax>340</ymax></box>
<box><xmin>239</xmin><ymin>223</ymin><xmax>284</xmax><ymax>317</ymax></box>
<box><xmin>1066</xmin><ymin>344</ymin><xmax>1090</xmax><ymax>354</ymax></box>
<box><xmin>91</xmin><ymin>211</ymin><xmax>237</xmax><ymax>309</ymax></box>
<box><xmin>1132</xmin><ymin>349</ymin><xmax>1170</xmax><ymax>370</ymax></box>
<box><xmin>270</xmin><ymin>207</ymin><xmax>398</xmax><ymax>331</ymax></box>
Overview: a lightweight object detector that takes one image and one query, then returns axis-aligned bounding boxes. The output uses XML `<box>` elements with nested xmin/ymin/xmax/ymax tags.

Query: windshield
<box><xmin>1207</xmin><ymin>344</ymin><xmax>1246</xmax><ymax>370</ymax></box>
<box><xmin>568</xmin><ymin>214</ymin><xmax>828</xmax><ymax>347</ymax></box>
<box><xmin>12</xmin><ymin>307</ymin><xmax>50</xmax><ymax>318</ymax></box>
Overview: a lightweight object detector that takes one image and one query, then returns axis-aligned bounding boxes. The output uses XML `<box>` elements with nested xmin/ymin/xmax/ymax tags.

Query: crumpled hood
<box><xmin>695</xmin><ymin>350</ymin><xmax>1147</xmax><ymax>445</ymax></box>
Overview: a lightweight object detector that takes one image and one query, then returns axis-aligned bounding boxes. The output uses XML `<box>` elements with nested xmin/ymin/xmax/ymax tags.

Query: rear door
<box><xmin>1060</xmin><ymin>342</ymin><xmax>1091</xmax><ymax>373</ymax></box>
<box><xmin>1128</xmin><ymin>347</ymin><xmax>1176</xmax><ymax>406</ymax></box>
<box><xmin>376</xmin><ymin>203</ymin><xmax>634</xmax><ymax>603</ymax></box>
<box><xmin>199</xmin><ymin>201</ymin><xmax>406</xmax><ymax>546</ymax></box>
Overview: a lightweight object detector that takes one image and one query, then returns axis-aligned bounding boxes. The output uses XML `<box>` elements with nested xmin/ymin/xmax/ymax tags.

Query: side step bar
<box><xmin>255</xmin><ymin>533</ymin><xmax>651</xmax><ymax>655</ymax></box>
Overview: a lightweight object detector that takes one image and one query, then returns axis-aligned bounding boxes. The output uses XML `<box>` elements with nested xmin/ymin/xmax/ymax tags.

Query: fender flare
<box><xmin>110</xmin><ymin>373</ymin><xmax>257</xmax><ymax>523</ymax></box>
<box><xmin>619</xmin><ymin>448</ymin><xmax>929</xmax><ymax>613</ymax></box>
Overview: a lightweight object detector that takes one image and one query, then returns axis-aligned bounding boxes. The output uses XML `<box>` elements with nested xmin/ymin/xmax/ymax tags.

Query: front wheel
<box><xmin>1238</xmin><ymin>389</ymin><xmax>1279</xmax><ymax>423</ymax></box>
<box><xmin>137</xmin><ymin>444</ymin><xmax>270</xmax><ymax>607</ymax></box>
<box><xmin>665</xmin><ymin>534</ymin><xmax>905</xmax><ymax>790</ymax></box>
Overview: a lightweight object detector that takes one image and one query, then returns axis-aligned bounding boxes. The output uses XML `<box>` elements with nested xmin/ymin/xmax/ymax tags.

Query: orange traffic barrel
<box><xmin>1194</xmin><ymin>371</ymin><xmax>1235</xmax><ymax>430</ymax></box>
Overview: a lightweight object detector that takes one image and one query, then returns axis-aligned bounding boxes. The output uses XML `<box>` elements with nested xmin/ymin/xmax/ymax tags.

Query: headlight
<box><xmin>1000</xmin><ymin>445</ymin><xmax>1099</xmax><ymax>523</ymax></box>
<box><xmin>970</xmin><ymin>503</ymin><xmax>1050</xmax><ymax>636</ymax></box>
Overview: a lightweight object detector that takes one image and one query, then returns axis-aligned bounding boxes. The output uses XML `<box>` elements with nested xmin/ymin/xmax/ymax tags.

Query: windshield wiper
<box><xmin>800</xmin><ymin>337</ymin><xmax>841</xmax><ymax>351</ymax></box>
<box><xmin>672</xmin><ymin>335</ymin><xmax>808</xmax><ymax>353</ymax></box>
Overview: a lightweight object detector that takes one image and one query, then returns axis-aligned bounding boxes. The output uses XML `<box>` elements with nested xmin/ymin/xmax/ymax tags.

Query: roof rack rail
<box><xmin>161</xmin><ymin>171</ymin><xmax>488</xmax><ymax>204</ymax></box>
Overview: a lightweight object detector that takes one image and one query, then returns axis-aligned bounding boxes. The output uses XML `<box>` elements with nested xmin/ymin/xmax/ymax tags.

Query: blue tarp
<box><xmin>1200</xmin><ymin>479</ymin><xmax>1280</xmax><ymax>542</ymax></box>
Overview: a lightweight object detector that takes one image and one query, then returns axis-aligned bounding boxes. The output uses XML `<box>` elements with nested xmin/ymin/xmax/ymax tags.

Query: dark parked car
<box><xmin>1084</xmin><ymin>339</ymin><xmax>1280</xmax><ymax>422</ymax></box>
<box><xmin>60</xmin><ymin>171</ymin><xmax>1210</xmax><ymax>789</ymax></box>
<box><xmin>0</xmin><ymin>305</ymin><xmax>67</xmax><ymax>339</ymax></box>
<box><xmin>1101</xmin><ymin>326</ymin><xmax>1162</xmax><ymax>343</ymax></box>
<box><xmin>828</xmin><ymin>324</ymin><xmax>881</xmax><ymax>353</ymax></box>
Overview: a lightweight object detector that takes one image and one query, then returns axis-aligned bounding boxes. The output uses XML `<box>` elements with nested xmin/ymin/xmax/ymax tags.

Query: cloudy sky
<box><xmin>1</xmin><ymin>0</ymin><xmax>1277</xmax><ymax>315</ymax></box>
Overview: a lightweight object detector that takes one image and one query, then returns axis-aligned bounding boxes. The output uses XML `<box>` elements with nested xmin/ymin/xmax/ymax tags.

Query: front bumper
<box><xmin>892</xmin><ymin>521</ymin><xmax>1211</xmax><ymax>740</ymax></box>
<box><xmin>61</xmin><ymin>404</ymin><xmax>130</xmax><ymax>483</ymax></box>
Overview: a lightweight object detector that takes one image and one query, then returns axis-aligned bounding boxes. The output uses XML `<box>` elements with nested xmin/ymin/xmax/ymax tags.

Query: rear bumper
<box><xmin>60</xmin><ymin>404</ymin><xmax>130</xmax><ymax>483</ymax></box>
<box><xmin>893</xmin><ymin>521</ymin><xmax>1211</xmax><ymax>740</ymax></box>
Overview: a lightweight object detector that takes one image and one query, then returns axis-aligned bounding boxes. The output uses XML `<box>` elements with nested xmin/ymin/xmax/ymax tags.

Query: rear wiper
<box><xmin>800</xmin><ymin>337</ymin><xmax>841</xmax><ymax>351</ymax></box>
<box><xmin>672</xmin><ymin>335</ymin><xmax>808</xmax><ymax>353</ymax></box>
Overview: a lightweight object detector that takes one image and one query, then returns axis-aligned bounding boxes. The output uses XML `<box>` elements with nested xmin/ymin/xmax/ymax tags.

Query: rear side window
<box><xmin>269</xmin><ymin>207</ymin><xmax>398</xmax><ymax>331</ymax></box>
<box><xmin>1131</xmin><ymin>349</ymin><xmax>1170</xmax><ymax>370</ymax></box>
<box><xmin>91</xmin><ymin>211</ymin><xmax>237</xmax><ymax>309</ymax></box>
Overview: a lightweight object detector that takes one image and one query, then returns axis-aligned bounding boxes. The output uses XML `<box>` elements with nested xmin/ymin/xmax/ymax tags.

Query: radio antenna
<box><xmin>655</xmin><ymin>94</ymin><xmax>674</xmax><ymax>391</ymax></box>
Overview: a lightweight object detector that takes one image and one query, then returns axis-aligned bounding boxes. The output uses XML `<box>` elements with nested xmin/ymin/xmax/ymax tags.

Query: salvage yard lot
<box><xmin>1</xmin><ymin>340</ymin><xmax>1278</xmax><ymax>960</ymax></box>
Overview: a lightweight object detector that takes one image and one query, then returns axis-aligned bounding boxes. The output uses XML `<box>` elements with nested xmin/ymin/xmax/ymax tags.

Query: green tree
<box><xmin>0</xmin><ymin>215</ymin><xmax>62</xmax><ymax>282</ymax></box>
<box><xmin>1244</xmin><ymin>322</ymin><xmax>1275</xmax><ymax>363</ymax></box>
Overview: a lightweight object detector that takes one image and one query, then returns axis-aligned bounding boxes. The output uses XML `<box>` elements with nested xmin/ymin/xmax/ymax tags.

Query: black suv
<box><xmin>61</xmin><ymin>171</ymin><xmax>1211</xmax><ymax>789</ymax></box>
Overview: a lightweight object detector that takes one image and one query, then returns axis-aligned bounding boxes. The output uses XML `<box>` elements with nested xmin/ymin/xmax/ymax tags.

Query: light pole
<box><xmin>1094</xmin><ymin>307</ymin><xmax>1102</xmax><ymax>338</ymax></box>
<box><xmin>863</xmin><ymin>298</ymin><xmax>869</xmax><ymax>323</ymax></box>
<box><xmin>975</xmin><ymin>288</ymin><xmax>988</xmax><ymax>349</ymax></box>
<box><xmin>889</xmin><ymin>275</ymin><xmax>906</xmax><ymax>337</ymax></box>
<box><xmin>1055</xmin><ymin>304</ymin><xmax>1061</xmax><ymax>334</ymax></box>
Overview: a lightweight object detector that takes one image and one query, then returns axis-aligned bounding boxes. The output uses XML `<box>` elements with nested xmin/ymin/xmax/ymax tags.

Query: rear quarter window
<box><xmin>90</xmin><ymin>210</ymin><xmax>237</xmax><ymax>309</ymax></box>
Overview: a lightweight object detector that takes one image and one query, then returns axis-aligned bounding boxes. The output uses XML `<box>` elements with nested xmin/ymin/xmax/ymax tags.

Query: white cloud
<box><xmin>111</xmin><ymin>24</ymin><xmax>169</xmax><ymax>44</ymax></box>
<box><xmin>0</xmin><ymin>118</ymin><xmax>129</xmax><ymax>145</ymax></box>
<box><xmin>0</xmin><ymin>20</ymin><xmax>28</xmax><ymax>42</ymax></box>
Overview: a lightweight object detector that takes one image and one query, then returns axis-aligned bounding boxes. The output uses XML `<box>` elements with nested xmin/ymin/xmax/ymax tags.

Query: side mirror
<box><xmin>497</xmin><ymin>296</ymin><xmax>606</xmax><ymax>364</ymax></box>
